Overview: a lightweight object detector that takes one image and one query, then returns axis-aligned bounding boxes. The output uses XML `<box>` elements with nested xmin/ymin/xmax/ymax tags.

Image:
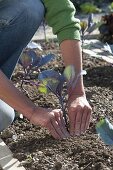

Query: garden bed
<box><xmin>0</xmin><ymin>41</ymin><xmax>113</xmax><ymax>170</ymax></box>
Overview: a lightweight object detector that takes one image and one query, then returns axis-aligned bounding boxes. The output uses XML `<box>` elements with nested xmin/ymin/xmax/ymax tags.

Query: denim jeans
<box><xmin>0</xmin><ymin>0</ymin><xmax>45</xmax><ymax>131</ymax></box>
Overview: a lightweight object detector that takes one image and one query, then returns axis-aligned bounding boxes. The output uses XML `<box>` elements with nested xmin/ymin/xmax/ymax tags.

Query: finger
<box><xmin>55</xmin><ymin>112</ymin><xmax>70</xmax><ymax>138</ymax></box>
<box><xmin>74</xmin><ymin>108</ymin><xmax>82</xmax><ymax>136</ymax></box>
<box><xmin>84</xmin><ymin>111</ymin><xmax>91</xmax><ymax>131</ymax></box>
<box><xmin>68</xmin><ymin>110</ymin><xmax>76</xmax><ymax>136</ymax></box>
<box><xmin>51</xmin><ymin>115</ymin><xmax>66</xmax><ymax>139</ymax></box>
<box><xmin>80</xmin><ymin>106</ymin><xmax>89</xmax><ymax>134</ymax></box>
<box><xmin>47</xmin><ymin>121</ymin><xmax>61</xmax><ymax>139</ymax></box>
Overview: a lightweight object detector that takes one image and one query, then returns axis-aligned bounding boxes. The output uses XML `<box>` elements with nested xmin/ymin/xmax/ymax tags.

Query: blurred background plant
<box><xmin>80</xmin><ymin>2</ymin><xmax>101</xmax><ymax>14</ymax></box>
<box><xmin>71</xmin><ymin>0</ymin><xmax>113</xmax><ymax>12</ymax></box>
<box><xmin>99</xmin><ymin>13</ymin><xmax>113</xmax><ymax>44</ymax></box>
<box><xmin>108</xmin><ymin>2</ymin><xmax>113</xmax><ymax>12</ymax></box>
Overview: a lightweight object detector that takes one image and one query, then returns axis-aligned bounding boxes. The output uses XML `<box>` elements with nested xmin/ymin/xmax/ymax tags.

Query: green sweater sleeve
<box><xmin>42</xmin><ymin>0</ymin><xmax>81</xmax><ymax>44</ymax></box>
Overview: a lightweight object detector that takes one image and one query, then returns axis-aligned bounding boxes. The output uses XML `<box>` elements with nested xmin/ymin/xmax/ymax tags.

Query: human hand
<box><xmin>30</xmin><ymin>107</ymin><xmax>70</xmax><ymax>139</ymax></box>
<box><xmin>67</xmin><ymin>94</ymin><xmax>92</xmax><ymax>136</ymax></box>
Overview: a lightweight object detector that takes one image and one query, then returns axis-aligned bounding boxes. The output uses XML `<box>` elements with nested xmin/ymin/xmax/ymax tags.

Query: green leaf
<box><xmin>38</xmin><ymin>84</ymin><xmax>48</xmax><ymax>94</ymax></box>
<box><xmin>63</xmin><ymin>65</ymin><xmax>75</xmax><ymax>82</ymax></box>
<box><xmin>80</xmin><ymin>21</ymin><xmax>88</xmax><ymax>33</ymax></box>
<box><xmin>96</xmin><ymin>118</ymin><xmax>105</xmax><ymax>128</ymax></box>
<box><xmin>80</xmin><ymin>2</ymin><xmax>101</xmax><ymax>14</ymax></box>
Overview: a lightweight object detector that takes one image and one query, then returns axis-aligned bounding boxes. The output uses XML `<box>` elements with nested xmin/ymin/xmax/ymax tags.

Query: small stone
<box><xmin>38</xmin><ymin>151</ymin><xmax>43</xmax><ymax>156</ymax></box>
<box><xmin>54</xmin><ymin>161</ymin><xmax>62</xmax><ymax>170</ymax></box>
<box><xmin>72</xmin><ymin>164</ymin><xmax>79</xmax><ymax>170</ymax></box>
<box><xmin>12</xmin><ymin>134</ymin><xmax>18</xmax><ymax>141</ymax></box>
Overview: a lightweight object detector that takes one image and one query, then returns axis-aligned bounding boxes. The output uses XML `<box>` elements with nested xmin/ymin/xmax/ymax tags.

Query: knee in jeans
<box><xmin>0</xmin><ymin>101</ymin><xmax>15</xmax><ymax>131</ymax></box>
<box><xmin>22</xmin><ymin>0</ymin><xmax>45</xmax><ymax>28</ymax></box>
<box><xmin>6</xmin><ymin>109</ymin><xmax>15</xmax><ymax>125</ymax></box>
<box><xmin>0</xmin><ymin>0</ymin><xmax>45</xmax><ymax>30</ymax></box>
<box><xmin>0</xmin><ymin>109</ymin><xmax>15</xmax><ymax>131</ymax></box>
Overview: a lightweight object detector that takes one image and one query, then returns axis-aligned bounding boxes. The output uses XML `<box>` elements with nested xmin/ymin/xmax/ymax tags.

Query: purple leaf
<box><xmin>19</xmin><ymin>51</ymin><xmax>33</xmax><ymax>68</ymax></box>
<box><xmin>19</xmin><ymin>50</ymin><xmax>55</xmax><ymax>69</ymax></box>
<box><xmin>34</xmin><ymin>54</ymin><xmax>55</xmax><ymax>68</ymax></box>
<box><xmin>88</xmin><ymin>13</ymin><xmax>94</xmax><ymax>28</ymax></box>
<box><xmin>38</xmin><ymin>70</ymin><xmax>65</xmax><ymax>96</ymax></box>
<box><xmin>27</xmin><ymin>50</ymin><xmax>40</xmax><ymax>67</ymax></box>
<box><xmin>86</xmin><ymin>21</ymin><xmax>102</xmax><ymax>34</ymax></box>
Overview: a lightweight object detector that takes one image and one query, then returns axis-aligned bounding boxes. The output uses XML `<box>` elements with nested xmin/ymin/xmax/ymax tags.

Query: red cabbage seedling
<box><xmin>38</xmin><ymin>69</ymin><xmax>67</xmax><ymax>126</ymax></box>
<box><xmin>19</xmin><ymin>50</ymin><xmax>55</xmax><ymax>71</ymax></box>
<box><xmin>80</xmin><ymin>13</ymin><xmax>102</xmax><ymax>58</ymax></box>
<box><xmin>38</xmin><ymin>65</ymin><xmax>87</xmax><ymax>129</ymax></box>
<box><xmin>18</xmin><ymin>49</ymin><xmax>56</xmax><ymax>89</ymax></box>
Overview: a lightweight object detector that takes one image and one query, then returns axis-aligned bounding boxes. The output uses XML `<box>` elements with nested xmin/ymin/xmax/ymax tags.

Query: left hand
<box><xmin>67</xmin><ymin>94</ymin><xmax>92</xmax><ymax>136</ymax></box>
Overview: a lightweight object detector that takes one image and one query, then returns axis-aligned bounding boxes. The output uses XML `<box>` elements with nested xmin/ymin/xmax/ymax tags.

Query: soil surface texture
<box><xmin>0</xmin><ymin>41</ymin><xmax>113</xmax><ymax>170</ymax></box>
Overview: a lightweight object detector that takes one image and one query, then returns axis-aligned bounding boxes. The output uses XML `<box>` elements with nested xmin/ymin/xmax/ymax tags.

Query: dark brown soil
<box><xmin>0</xmin><ymin>41</ymin><xmax>113</xmax><ymax>170</ymax></box>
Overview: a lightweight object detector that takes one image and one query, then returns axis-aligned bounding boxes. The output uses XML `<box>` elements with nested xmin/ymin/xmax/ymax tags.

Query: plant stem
<box><xmin>81</xmin><ymin>32</ymin><xmax>84</xmax><ymax>58</ymax></box>
<box><xmin>58</xmin><ymin>97</ymin><xmax>68</xmax><ymax>129</ymax></box>
<box><xmin>44</xmin><ymin>85</ymin><xmax>68</xmax><ymax>129</ymax></box>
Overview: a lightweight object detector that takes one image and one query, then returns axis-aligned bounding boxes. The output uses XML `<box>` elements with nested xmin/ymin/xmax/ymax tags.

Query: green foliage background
<box><xmin>71</xmin><ymin>0</ymin><xmax>113</xmax><ymax>11</ymax></box>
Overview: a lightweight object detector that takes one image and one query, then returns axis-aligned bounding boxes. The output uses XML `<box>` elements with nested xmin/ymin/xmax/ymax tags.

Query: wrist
<box><xmin>24</xmin><ymin>105</ymin><xmax>37</xmax><ymax>121</ymax></box>
<box><xmin>68</xmin><ymin>71</ymin><xmax>86</xmax><ymax>97</ymax></box>
<box><xmin>68</xmin><ymin>87</ymin><xmax>85</xmax><ymax>98</ymax></box>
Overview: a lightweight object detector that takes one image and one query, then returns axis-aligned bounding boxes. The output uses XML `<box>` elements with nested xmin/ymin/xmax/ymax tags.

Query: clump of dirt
<box><xmin>0</xmin><ymin>41</ymin><xmax>113</xmax><ymax>170</ymax></box>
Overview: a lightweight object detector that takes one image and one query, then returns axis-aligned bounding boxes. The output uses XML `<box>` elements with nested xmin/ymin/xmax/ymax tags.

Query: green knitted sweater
<box><xmin>42</xmin><ymin>0</ymin><xmax>81</xmax><ymax>44</ymax></box>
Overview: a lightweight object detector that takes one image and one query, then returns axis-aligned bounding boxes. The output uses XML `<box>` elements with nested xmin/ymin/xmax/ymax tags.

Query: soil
<box><xmin>0</xmin><ymin>41</ymin><xmax>113</xmax><ymax>170</ymax></box>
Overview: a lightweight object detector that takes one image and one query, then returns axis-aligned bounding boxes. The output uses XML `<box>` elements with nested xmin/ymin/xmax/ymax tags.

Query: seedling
<box><xmin>95</xmin><ymin>42</ymin><xmax>113</xmax><ymax>146</ymax></box>
<box><xmin>18</xmin><ymin>42</ymin><xmax>56</xmax><ymax>90</ymax></box>
<box><xmin>80</xmin><ymin>13</ymin><xmax>102</xmax><ymax>56</ymax></box>
<box><xmin>80</xmin><ymin>16</ymin><xmax>113</xmax><ymax>145</ymax></box>
<box><xmin>37</xmin><ymin>65</ymin><xmax>87</xmax><ymax>129</ymax></box>
<box><xmin>80</xmin><ymin>13</ymin><xmax>102</xmax><ymax>40</ymax></box>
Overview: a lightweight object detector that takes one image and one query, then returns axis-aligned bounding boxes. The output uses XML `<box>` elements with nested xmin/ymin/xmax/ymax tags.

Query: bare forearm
<box><xmin>60</xmin><ymin>40</ymin><xmax>85</xmax><ymax>95</ymax></box>
<box><xmin>0</xmin><ymin>70</ymin><xmax>35</xmax><ymax>119</ymax></box>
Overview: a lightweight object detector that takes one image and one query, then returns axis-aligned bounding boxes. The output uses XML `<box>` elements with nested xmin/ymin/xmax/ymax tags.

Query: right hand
<box><xmin>30</xmin><ymin>107</ymin><xmax>70</xmax><ymax>139</ymax></box>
